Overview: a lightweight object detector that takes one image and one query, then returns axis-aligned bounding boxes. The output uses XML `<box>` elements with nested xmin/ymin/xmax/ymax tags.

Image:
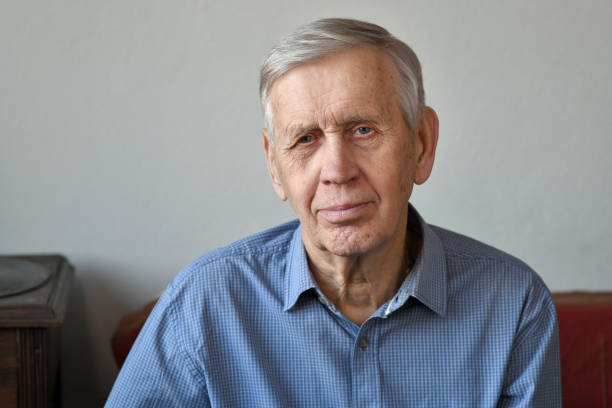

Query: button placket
<box><xmin>357</xmin><ymin>336</ymin><xmax>369</xmax><ymax>349</ymax></box>
<box><xmin>351</xmin><ymin>322</ymin><xmax>382</xmax><ymax>407</ymax></box>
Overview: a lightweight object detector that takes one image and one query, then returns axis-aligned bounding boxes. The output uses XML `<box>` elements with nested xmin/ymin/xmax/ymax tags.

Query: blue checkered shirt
<box><xmin>106</xmin><ymin>208</ymin><xmax>561</xmax><ymax>407</ymax></box>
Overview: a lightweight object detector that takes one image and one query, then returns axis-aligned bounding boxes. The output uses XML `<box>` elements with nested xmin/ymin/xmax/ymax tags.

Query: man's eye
<box><xmin>298</xmin><ymin>135</ymin><xmax>313</xmax><ymax>144</ymax></box>
<box><xmin>356</xmin><ymin>127</ymin><xmax>372</xmax><ymax>135</ymax></box>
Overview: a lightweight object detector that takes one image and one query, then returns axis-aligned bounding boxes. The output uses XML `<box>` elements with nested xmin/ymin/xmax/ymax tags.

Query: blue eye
<box><xmin>356</xmin><ymin>127</ymin><xmax>372</xmax><ymax>135</ymax></box>
<box><xmin>298</xmin><ymin>135</ymin><xmax>313</xmax><ymax>144</ymax></box>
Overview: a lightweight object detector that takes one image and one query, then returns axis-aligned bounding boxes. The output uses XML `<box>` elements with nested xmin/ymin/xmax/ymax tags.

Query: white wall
<box><xmin>1</xmin><ymin>0</ymin><xmax>610</xmax><ymax>405</ymax></box>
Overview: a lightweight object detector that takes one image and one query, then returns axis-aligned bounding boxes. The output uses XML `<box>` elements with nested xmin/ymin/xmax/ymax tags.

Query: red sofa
<box><xmin>112</xmin><ymin>292</ymin><xmax>612</xmax><ymax>407</ymax></box>
<box><xmin>553</xmin><ymin>292</ymin><xmax>612</xmax><ymax>407</ymax></box>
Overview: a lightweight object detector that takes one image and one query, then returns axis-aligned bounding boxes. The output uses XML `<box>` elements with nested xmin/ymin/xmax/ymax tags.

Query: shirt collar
<box><xmin>283</xmin><ymin>223</ymin><xmax>317</xmax><ymax>311</ymax></box>
<box><xmin>395</xmin><ymin>206</ymin><xmax>447</xmax><ymax>316</ymax></box>
<box><xmin>282</xmin><ymin>205</ymin><xmax>447</xmax><ymax>316</ymax></box>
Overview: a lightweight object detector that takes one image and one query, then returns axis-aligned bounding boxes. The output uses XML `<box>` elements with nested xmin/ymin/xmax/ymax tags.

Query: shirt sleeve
<box><xmin>105</xmin><ymin>284</ymin><xmax>210</xmax><ymax>407</ymax></box>
<box><xmin>497</xmin><ymin>277</ymin><xmax>562</xmax><ymax>408</ymax></box>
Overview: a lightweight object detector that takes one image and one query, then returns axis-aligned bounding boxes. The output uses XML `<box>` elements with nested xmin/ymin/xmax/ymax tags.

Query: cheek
<box><xmin>390</xmin><ymin>140</ymin><xmax>417</xmax><ymax>196</ymax></box>
<box><xmin>279</xmin><ymin>166</ymin><xmax>318</xmax><ymax>212</ymax></box>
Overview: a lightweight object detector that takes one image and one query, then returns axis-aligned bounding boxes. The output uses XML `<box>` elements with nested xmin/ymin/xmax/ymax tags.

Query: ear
<box><xmin>413</xmin><ymin>107</ymin><xmax>439</xmax><ymax>185</ymax></box>
<box><xmin>263</xmin><ymin>129</ymin><xmax>287</xmax><ymax>201</ymax></box>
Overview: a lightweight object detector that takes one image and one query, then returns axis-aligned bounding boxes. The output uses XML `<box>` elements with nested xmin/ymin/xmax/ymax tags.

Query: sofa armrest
<box><xmin>110</xmin><ymin>298</ymin><xmax>158</xmax><ymax>368</ymax></box>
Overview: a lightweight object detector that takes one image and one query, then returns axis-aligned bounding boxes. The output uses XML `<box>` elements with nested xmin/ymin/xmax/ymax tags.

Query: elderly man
<box><xmin>107</xmin><ymin>18</ymin><xmax>561</xmax><ymax>407</ymax></box>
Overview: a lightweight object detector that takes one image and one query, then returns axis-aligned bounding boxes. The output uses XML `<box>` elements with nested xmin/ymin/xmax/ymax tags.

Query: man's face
<box><xmin>264</xmin><ymin>46</ymin><xmax>433</xmax><ymax>258</ymax></box>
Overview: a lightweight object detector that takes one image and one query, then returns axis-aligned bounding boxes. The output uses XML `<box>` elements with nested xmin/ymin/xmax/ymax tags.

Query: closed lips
<box><xmin>317</xmin><ymin>202</ymin><xmax>371</xmax><ymax>221</ymax></box>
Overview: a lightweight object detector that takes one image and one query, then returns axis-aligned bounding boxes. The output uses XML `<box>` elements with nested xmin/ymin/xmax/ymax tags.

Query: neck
<box><xmin>306</xmin><ymin>210</ymin><xmax>422</xmax><ymax>326</ymax></box>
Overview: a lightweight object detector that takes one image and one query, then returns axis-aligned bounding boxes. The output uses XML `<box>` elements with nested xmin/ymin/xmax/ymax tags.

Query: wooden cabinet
<box><xmin>0</xmin><ymin>255</ymin><xmax>73</xmax><ymax>408</ymax></box>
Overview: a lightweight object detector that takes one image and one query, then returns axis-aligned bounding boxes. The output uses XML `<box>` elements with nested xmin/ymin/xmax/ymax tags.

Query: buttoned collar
<box><xmin>282</xmin><ymin>204</ymin><xmax>447</xmax><ymax>316</ymax></box>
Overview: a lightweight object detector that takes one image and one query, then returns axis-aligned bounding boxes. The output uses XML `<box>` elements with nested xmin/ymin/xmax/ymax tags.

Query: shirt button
<box><xmin>357</xmin><ymin>337</ymin><xmax>369</xmax><ymax>349</ymax></box>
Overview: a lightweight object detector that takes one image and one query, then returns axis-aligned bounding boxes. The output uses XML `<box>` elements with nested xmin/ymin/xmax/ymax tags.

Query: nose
<box><xmin>319</xmin><ymin>137</ymin><xmax>359</xmax><ymax>185</ymax></box>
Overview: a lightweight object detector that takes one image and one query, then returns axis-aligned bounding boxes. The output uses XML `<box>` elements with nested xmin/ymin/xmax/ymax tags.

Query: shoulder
<box><xmin>149</xmin><ymin>219</ymin><xmax>300</xmax><ymax>351</ymax></box>
<box><xmin>429</xmin><ymin>224</ymin><xmax>552</xmax><ymax>304</ymax></box>
<box><xmin>431</xmin><ymin>224</ymin><xmax>534</xmax><ymax>274</ymax></box>
<box><xmin>165</xmin><ymin>219</ymin><xmax>299</xmax><ymax>301</ymax></box>
<box><xmin>430</xmin><ymin>224</ymin><xmax>528</xmax><ymax>269</ymax></box>
<box><xmin>194</xmin><ymin>219</ymin><xmax>298</xmax><ymax>261</ymax></box>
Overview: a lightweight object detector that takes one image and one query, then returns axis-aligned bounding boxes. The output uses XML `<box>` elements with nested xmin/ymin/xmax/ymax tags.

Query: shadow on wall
<box><xmin>60</xmin><ymin>265</ymin><xmax>132</xmax><ymax>407</ymax></box>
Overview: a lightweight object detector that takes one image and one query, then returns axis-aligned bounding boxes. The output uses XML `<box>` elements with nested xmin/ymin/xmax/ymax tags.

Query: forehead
<box><xmin>268</xmin><ymin>46</ymin><xmax>401</xmax><ymax>130</ymax></box>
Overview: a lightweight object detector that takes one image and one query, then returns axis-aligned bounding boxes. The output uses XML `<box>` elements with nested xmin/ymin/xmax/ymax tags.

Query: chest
<box><xmin>198</xmin><ymin>299</ymin><xmax>514</xmax><ymax>407</ymax></box>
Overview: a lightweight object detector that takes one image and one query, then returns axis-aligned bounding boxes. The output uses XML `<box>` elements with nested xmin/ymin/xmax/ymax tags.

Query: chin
<box><xmin>320</xmin><ymin>225</ymin><xmax>382</xmax><ymax>257</ymax></box>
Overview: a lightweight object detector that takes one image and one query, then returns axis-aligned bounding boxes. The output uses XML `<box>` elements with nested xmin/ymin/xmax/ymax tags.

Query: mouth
<box><xmin>317</xmin><ymin>202</ymin><xmax>371</xmax><ymax>223</ymax></box>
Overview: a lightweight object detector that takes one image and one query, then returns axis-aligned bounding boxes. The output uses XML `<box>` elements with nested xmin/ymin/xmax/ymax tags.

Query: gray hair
<box><xmin>259</xmin><ymin>18</ymin><xmax>425</xmax><ymax>140</ymax></box>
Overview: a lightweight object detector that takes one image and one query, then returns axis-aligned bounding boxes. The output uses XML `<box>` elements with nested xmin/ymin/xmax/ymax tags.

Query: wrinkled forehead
<box><xmin>268</xmin><ymin>46</ymin><xmax>402</xmax><ymax>131</ymax></box>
